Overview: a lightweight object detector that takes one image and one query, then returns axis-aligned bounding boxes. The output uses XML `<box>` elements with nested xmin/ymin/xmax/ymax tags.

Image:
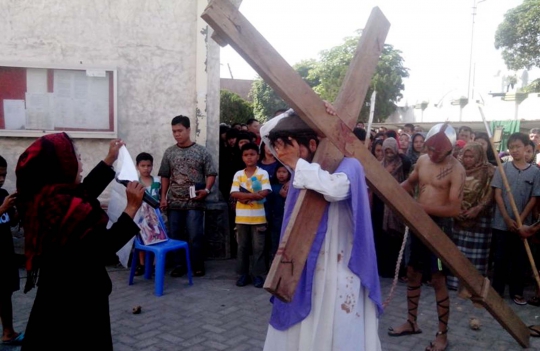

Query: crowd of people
<box><xmin>4</xmin><ymin>110</ymin><xmax>540</xmax><ymax>350</ymax></box>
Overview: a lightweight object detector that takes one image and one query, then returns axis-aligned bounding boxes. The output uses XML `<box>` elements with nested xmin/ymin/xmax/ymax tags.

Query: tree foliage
<box><xmin>522</xmin><ymin>78</ymin><xmax>540</xmax><ymax>93</ymax></box>
<box><xmin>249</xmin><ymin>33</ymin><xmax>408</xmax><ymax>123</ymax></box>
<box><xmin>312</xmin><ymin>37</ymin><xmax>409</xmax><ymax>122</ymax></box>
<box><xmin>495</xmin><ymin>0</ymin><xmax>540</xmax><ymax>70</ymax></box>
<box><xmin>249</xmin><ymin>79</ymin><xmax>288</xmax><ymax>120</ymax></box>
<box><xmin>220</xmin><ymin>89</ymin><xmax>254</xmax><ymax>125</ymax></box>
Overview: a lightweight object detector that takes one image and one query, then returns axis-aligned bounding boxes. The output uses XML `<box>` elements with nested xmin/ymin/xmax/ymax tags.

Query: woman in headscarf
<box><xmin>398</xmin><ymin>132</ymin><xmax>410</xmax><ymax>155</ymax></box>
<box><xmin>447</xmin><ymin>142</ymin><xmax>495</xmax><ymax>290</ymax></box>
<box><xmin>16</xmin><ymin>133</ymin><xmax>145</xmax><ymax>350</ymax></box>
<box><xmin>372</xmin><ymin>138</ymin><xmax>410</xmax><ymax>278</ymax></box>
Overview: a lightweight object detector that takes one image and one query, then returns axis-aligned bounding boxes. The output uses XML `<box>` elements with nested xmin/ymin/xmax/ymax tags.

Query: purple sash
<box><xmin>269</xmin><ymin>157</ymin><xmax>383</xmax><ymax>330</ymax></box>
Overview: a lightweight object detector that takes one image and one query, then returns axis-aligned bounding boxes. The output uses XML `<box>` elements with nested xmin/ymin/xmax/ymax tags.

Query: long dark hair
<box><xmin>271</xmin><ymin>162</ymin><xmax>291</xmax><ymax>185</ymax></box>
<box><xmin>371</xmin><ymin>139</ymin><xmax>384</xmax><ymax>157</ymax></box>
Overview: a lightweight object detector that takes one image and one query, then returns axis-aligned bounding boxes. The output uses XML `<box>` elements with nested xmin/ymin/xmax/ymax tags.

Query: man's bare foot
<box><xmin>425</xmin><ymin>329</ymin><xmax>448</xmax><ymax>351</ymax></box>
<box><xmin>388</xmin><ymin>320</ymin><xmax>422</xmax><ymax>336</ymax></box>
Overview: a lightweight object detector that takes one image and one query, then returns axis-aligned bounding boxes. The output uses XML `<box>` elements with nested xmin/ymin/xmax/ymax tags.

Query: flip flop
<box><xmin>2</xmin><ymin>332</ymin><xmax>24</xmax><ymax>345</ymax></box>
<box><xmin>513</xmin><ymin>295</ymin><xmax>527</xmax><ymax>305</ymax></box>
<box><xmin>529</xmin><ymin>325</ymin><xmax>540</xmax><ymax>337</ymax></box>
<box><xmin>388</xmin><ymin>320</ymin><xmax>423</xmax><ymax>336</ymax></box>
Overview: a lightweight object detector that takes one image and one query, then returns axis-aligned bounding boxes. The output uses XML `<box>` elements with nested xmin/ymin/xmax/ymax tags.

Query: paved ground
<box><xmin>3</xmin><ymin>258</ymin><xmax>540</xmax><ymax>351</ymax></box>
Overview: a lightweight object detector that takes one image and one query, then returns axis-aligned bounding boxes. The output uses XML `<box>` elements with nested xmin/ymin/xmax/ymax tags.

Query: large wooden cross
<box><xmin>202</xmin><ymin>1</ymin><xmax>529</xmax><ymax>347</ymax></box>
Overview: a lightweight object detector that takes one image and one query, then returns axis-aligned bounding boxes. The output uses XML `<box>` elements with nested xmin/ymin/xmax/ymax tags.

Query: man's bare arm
<box><xmin>401</xmin><ymin>166</ymin><xmax>419</xmax><ymax>196</ymax></box>
<box><xmin>160</xmin><ymin>177</ymin><xmax>170</xmax><ymax>210</ymax></box>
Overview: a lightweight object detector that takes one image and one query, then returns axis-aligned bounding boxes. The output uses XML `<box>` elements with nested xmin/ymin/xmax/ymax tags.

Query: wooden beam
<box><xmin>265</xmin><ymin>7</ymin><xmax>390</xmax><ymax>302</ymax></box>
<box><xmin>201</xmin><ymin>1</ymin><xmax>529</xmax><ymax>347</ymax></box>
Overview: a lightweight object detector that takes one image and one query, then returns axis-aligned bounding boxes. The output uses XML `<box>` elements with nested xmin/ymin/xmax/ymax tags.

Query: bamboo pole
<box><xmin>478</xmin><ymin>105</ymin><xmax>540</xmax><ymax>293</ymax></box>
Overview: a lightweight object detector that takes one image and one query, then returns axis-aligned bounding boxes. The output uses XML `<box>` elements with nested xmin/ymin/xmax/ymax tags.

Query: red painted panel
<box><xmin>0</xmin><ymin>67</ymin><xmax>26</xmax><ymax>129</ymax></box>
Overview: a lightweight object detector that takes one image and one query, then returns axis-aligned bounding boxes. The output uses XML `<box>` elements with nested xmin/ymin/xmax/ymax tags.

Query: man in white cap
<box><xmin>388</xmin><ymin>123</ymin><xmax>465</xmax><ymax>351</ymax></box>
<box><xmin>260</xmin><ymin>109</ymin><xmax>382</xmax><ymax>351</ymax></box>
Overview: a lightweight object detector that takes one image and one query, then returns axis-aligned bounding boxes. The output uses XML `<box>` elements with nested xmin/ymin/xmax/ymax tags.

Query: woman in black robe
<box><xmin>16</xmin><ymin>133</ymin><xmax>145</xmax><ymax>351</ymax></box>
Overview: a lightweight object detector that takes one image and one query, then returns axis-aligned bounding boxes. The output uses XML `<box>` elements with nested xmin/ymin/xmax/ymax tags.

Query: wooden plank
<box><xmin>265</xmin><ymin>7</ymin><xmax>390</xmax><ymax>302</ymax></box>
<box><xmin>201</xmin><ymin>1</ymin><xmax>529</xmax><ymax>347</ymax></box>
<box><xmin>334</xmin><ymin>7</ymin><xmax>388</xmax><ymax>129</ymax></box>
<box><xmin>265</xmin><ymin>139</ymin><xmax>344</xmax><ymax>299</ymax></box>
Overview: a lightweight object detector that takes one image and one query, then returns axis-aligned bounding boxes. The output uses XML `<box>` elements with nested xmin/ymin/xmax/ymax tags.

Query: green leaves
<box><xmin>495</xmin><ymin>0</ymin><xmax>540</xmax><ymax>70</ymax></box>
<box><xmin>249</xmin><ymin>33</ymin><xmax>409</xmax><ymax>123</ymax></box>
<box><xmin>220</xmin><ymin>90</ymin><xmax>254</xmax><ymax>125</ymax></box>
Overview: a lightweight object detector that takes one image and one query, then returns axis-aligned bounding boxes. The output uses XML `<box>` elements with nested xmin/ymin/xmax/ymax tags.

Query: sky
<box><xmin>219</xmin><ymin>0</ymin><xmax>525</xmax><ymax>106</ymax></box>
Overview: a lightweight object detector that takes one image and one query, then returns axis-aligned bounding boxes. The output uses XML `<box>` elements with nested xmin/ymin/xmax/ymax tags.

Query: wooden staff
<box><xmin>365</xmin><ymin>91</ymin><xmax>376</xmax><ymax>148</ymax></box>
<box><xmin>479</xmin><ymin>105</ymin><xmax>540</xmax><ymax>293</ymax></box>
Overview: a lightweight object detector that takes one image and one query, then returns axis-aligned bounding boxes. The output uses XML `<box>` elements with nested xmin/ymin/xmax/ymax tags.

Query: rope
<box><xmin>383</xmin><ymin>226</ymin><xmax>409</xmax><ymax>308</ymax></box>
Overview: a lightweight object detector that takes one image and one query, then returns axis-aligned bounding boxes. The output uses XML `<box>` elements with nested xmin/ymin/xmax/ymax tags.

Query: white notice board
<box><xmin>0</xmin><ymin>63</ymin><xmax>117</xmax><ymax>138</ymax></box>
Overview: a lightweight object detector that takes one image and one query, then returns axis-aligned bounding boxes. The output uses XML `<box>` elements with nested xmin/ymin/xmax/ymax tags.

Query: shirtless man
<box><xmin>388</xmin><ymin>123</ymin><xmax>465</xmax><ymax>351</ymax></box>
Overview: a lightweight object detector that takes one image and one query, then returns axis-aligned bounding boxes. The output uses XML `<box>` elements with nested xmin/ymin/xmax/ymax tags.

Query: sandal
<box><xmin>388</xmin><ymin>319</ymin><xmax>422</xmax><ymax>336</ymax></box>
<box><xmin>388</xmin><ymin>285</ymin><xmax>423</xmax><ymax>336</ymax></box>
<box><xmin>528</xmin><ymin>296</ymin><xmax>540</xmax><ymax>306</ymax></box>
<box><xmin>425</xmin><ymin>328</ymin><xmax>448</xmax><ymax>351</ymax></box>
<box><xmin>513</xmin><ymin>295</ymin><xmax>527</xmax><ymax>305</ymax></box>
<box><xmin>529</xmin><ymin>325</ymin><xmax>540</xmax><ymax>337</ymax></box>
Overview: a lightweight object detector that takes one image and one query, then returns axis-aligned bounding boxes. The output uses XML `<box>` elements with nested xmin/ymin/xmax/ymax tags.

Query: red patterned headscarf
<box><xmin>16</xmin><ymin>133</ymin><xmax>108</xmax><ymax>291</ymax></box>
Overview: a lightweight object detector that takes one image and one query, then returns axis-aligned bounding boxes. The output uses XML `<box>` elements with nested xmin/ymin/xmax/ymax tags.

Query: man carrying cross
<box><xmin>260</xmin><ymin>110</ymin><xmax>383</xmax><ymax>351</ymax></box>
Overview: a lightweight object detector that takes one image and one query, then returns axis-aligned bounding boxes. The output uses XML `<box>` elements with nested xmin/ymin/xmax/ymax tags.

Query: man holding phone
<box><xmin>158</xmin><ymin>115</ymin><xmax>217</xmax><ymax>278</ymax></box>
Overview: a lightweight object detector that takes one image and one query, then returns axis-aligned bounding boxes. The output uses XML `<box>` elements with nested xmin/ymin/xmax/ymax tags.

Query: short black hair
<box><xmin>236</xmin><ymin>130</ymin><xmax>253</xmax><ymax>143</ymax></box>
<box><xmin>0</xmin><ymin>155</ymin><xmax>6</xmax><ymax>168</ymax></box>
<box><xmin>246</xmin><ymin>118</ymin><xmax>259</xmax><ymax>126</ymax></box>
<box><xmin>353</xmin><ymin>127</ymin><xmax>366</xmax><ymax>141</ymax></box>
<box><xmin>240</xmin><ymin>142</ymin><xmax>259</xmax><ymax>154</ymax></box>
<box><xmin>458</xmin><ymin>126</ymin><xmax>473</xmax><ymax>134</ymax></box>
<box><xmin>231</xmin><ymin>122</ymin><xmax>241</xmax><ymax>129</ymax></box>
<box><xmin>404</xmin><ymin>123</ymin><xmax>415</xmax><ymax>130</ymax></box>
<box><xmin>507</xmin><ymin>132</ymin><xmax>529</xmax><ymax>146</ymax></box>
<box><xmin>226</xmin><ymin>128</ymin><xmax>239</xmax><ymax>140</ymax></box>
<box><xmin>220</xmin><ymin>125</ymin><xmax>230</xmax><ymax>135</ymax></box>
<box><xmin>530</xmin><ymin>128</ymin><xmax>540</xmax><ymax>134</ymax></box>
<box><xmin>136</xmin><ymin>152</ymin><xmax>153</xmax><ymax>165</ymax></box>
<box><xmin>527</xmin><ymin>139</ymin><xmax>536</xmax><ymax>150</ymax></box>
<box><xmin>171</xmin><ymin>115</ymin><xmax>190</xmax><ymax>129</ymax></box>
<box><xmin>385</xmin><ymin>130</ymin><xmax>398</xmax><ymax>139</ymax></box>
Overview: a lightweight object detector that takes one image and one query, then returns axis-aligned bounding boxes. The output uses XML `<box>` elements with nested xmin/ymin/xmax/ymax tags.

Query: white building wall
<box><xmin>0</xmin><ymin>0</ymin><xmax>221</xmax><ymax>202</ymax></box>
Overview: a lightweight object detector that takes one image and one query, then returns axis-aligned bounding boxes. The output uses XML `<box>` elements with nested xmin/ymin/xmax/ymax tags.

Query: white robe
<box><xmin>263</xmin><ymin>159</ymin><xmax>381</xmax><ymax>351</ymax></box>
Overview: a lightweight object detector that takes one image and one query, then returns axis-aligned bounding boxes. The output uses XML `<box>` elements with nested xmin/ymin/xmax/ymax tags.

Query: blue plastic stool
<box><xmin>128</xmin><ymin>236</ymin><xmax>193</xmax><ymax>296</ymax></box>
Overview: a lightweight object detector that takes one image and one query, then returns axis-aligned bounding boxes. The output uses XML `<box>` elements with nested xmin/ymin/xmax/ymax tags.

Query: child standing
<box><xmin>491</xmin><ymin>133</ymin><xmax>540</xmax><ymax>305</ymax></box>
<box><xmin>0</xmin><ymin>155</ymin><xmax>24</xmax><ymax>345</ymax></box>
<box><xmin>267</xmin><ymin>163</ymin><xmax>290</xmax><ymax>263</ymax></box>
<box><xmin>230</xmin><ymin>143</ymin><xmax>271</xmax><ymax>288</ymax></box>
<box><xmin>134</xmin><ymin>152</ymin><xmax>161</xmax><ymax>276</ymax></box>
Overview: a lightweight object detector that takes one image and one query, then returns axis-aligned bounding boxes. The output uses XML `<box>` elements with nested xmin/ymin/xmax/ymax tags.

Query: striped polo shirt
<box><xmin>230</xmin><ymin>167</ymin><xmax>271</xmax><ymax>224</ymax></box>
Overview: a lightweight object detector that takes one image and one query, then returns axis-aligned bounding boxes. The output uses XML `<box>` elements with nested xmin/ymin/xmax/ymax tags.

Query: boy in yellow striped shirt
<box><xmin>230</xmin><ymin>142</ymin><xmax>272</xmax><ymax>288</ymax></box>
